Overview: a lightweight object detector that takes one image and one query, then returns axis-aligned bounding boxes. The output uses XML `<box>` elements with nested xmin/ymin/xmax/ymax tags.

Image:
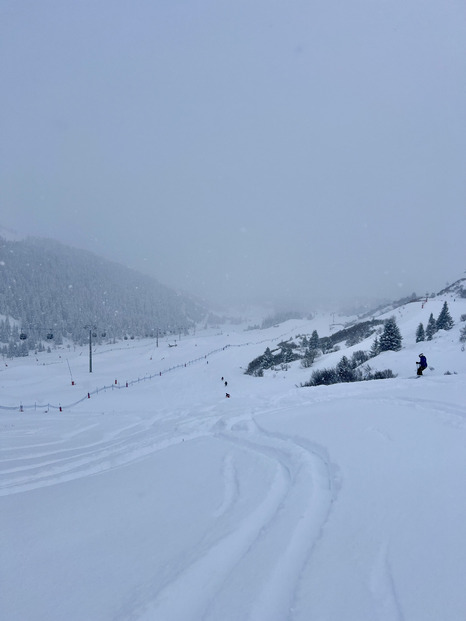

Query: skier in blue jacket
<box><xmin>416</xmin><ymin>353</ymin><xmax>427</xmax><ymax>376</ymax></box>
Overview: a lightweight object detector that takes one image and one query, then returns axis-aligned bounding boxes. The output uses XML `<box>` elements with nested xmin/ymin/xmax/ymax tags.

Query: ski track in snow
<box><xmin>133</xmin><ymin>411</ymin><xmax>338</xmax><ymax>621</ymax></box>
<box><xmin>373</xmin><ymin>395</ymin><xmax>466</xmax><ymax>429</ymax></box>
<box><xmin>0</xmin><ymin>412</ymin><xmax>209</xmax><ymax>495</ymax></box>
<box><xmin>212</xmin><ymin>452</ymin><xmax>239</xmax><ymax>519</ymax></box>
<box><xmin>370</xmin><ymin>541</ymin><xmax>405</xmax><ymax>621</ymax></box>
<box><xmin>0</xmin><ymin>396</ymin><xmax>339</xmax><ymax>620</ymax></box>
<box><xmin>0</xmin><ymin>322</ymin><xmax>318</xmax><ymax>497</ymax></box>
<box><xmin>2</xmin><ymin>311</ymin><xmax>466</xmax><ymax>620</ymax></box>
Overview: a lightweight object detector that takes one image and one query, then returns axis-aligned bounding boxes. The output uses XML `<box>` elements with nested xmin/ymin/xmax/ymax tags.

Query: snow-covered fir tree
<box><xmin>309</xmin><ymin>330</ymin><xmax>320</xmax><ymax>351</ymax></box>
<box><xmin>336</xmin><ymin>356</ymin><xmax>356</xmax><ymax>382</ymax></box>
<box><xmin>302</xmin><ymin>346</ymin><xmax>318</xmax><ymax>367</ymax></box>
<box><xmin>460</xmin><ymin>325</ymin><xmax>466</xmax><ymax>343</ymax></box>
<box><xmin>425</xmin><ymin>313</ymin><xmax>437</xmax><ymax>340</ymax></box>
<box><xmin>436</xmin><ymin>301</ymin><xmax>454</xmax><ymax>331</ymax></box>
<box><xmin>415</xmin><ymin>322</ymin><xmax>425</xmax><ymax>343</ymax></box>
<box><xmin>263</xmin><ymin>347</ymin><xmax>274</xmax><ymax>368</ymax></box>
<box><xmin>370</xmin><ymin>336</ymin><xmax>380</xmax><ymax>357</ymax></box>
<box><xmin>379</xmin><ymin>316</ymin><xmax>402</xmax><ymax>352</ymax></box>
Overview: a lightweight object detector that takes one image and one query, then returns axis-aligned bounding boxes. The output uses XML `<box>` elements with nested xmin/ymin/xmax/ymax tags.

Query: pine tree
<box><xmin>263</xmin><ymin>347</ymin><xmax>274</xmax><ymax>368</ymax></box>
<box><xmin>425</xmin><ymin>313</ymin><xmax>437</xmax><ymax>340</ymax></box>
<box><xmin>436</xmin><ymin>301</ymin><xmax>454</xmax><ymax>331</ymax></box>
<box><xmin>460</xmin><ymin>325</ymin><xmax>466</xmax><ymax>343</ymax></box>
<box><xmin>303</xmin><ymin>346</ymin><xmax>318</xmax><ymax>365</ymax></box>
<box><xmin>379</xmin><ymin>316</ymin><xmax>402</xmax><ymax>352</ymax></box>
<box><xmin>336</xmin><ymin>356</ymin><xmax>356</xmax><ymax>382</ymax></box>
<box><xmin>415</xmin><ymin>322</ymin><xmax>425</xmax><ymax>343</ymax></box>
<box><xmin>309</xmin><ymin>330</ymin><xmax>320</xmax><ymax>350</ymax></box>
<box><xmin>281</xmin><ymin>345</ymin><xmax>294</xmax><ymax>364</ymax></box>
<box><xmin>351</xmin><ymin>350</ymin><xmax>369</xmax><ymax>368</ymax></box>
<box><xmin>370</xmin><ymin>336</ymin><xmax>380</xmax><ymax>357</ymax></box>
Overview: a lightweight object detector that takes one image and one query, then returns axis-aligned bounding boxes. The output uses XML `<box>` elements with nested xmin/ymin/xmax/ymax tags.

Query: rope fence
<box><xmin>0</xmin><ymin>325</ymin><xmax>303</xmax><ymax>413</ymax></box>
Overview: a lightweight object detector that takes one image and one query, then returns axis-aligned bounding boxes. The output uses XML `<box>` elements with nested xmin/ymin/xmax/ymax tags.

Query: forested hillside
<box><xmin>0</xmin><ymin>236</ymin><xmax>206</xmax><ymax>356</ymax></box>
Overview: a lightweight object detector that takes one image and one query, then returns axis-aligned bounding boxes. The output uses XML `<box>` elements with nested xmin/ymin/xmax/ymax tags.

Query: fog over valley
<box><xmin>1</xmin><ymin>1</ymin><xmax>465</xmax><ymax>310</ymax></box>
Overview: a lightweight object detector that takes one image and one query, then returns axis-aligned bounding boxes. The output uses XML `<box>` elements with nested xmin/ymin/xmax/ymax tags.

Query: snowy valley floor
<box><xmin>1</xmin><ymin>320</ymin><xmax>466</xmax><ymax>621</ymax></box>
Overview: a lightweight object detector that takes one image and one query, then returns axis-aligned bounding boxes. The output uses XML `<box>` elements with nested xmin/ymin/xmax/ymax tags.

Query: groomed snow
<box><xmin>1</xmin><ymin>296</ymin><xmax>466</xmax><ymax>621</ymax></box>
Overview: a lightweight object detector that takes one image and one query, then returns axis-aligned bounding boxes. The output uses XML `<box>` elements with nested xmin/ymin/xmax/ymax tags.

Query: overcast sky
<box><xmin>1</xmin><ymin>0</ymin><xmax>465</xmax><ymax>310</ymax></box>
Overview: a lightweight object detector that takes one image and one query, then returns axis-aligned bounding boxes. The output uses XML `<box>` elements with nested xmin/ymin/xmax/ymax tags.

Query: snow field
<box><xmin>1</xmin><ymin>302</ymin><xmax>466</xmax><ymax>620</ymax></box>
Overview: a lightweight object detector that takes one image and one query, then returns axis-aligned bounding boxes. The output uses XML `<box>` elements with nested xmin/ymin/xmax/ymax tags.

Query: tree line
<box><xmin>0</xmin><ymin>236</ymin><xmax>205</xmax><ymax>357</ymax></box>
<box><xmin>415</xmin><ymin>301</ymin><xmax>454</xmax><ymax>342</ymax></box>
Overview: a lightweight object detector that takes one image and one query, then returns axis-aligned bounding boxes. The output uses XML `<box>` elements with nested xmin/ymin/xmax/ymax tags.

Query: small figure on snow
<box><xmin>225</xmin><ymin>393</ymin><xmax>230</xmax><ymax>398</ymax></box>
<box><xmin>416</xmin><ymin>353</ymin><xmax>428</xmax><ymax>376</ymax></box>
<box><xmin>224</xmin><ymin>381</ymin><xmax>228</xmax><ymax>387</ymax></box>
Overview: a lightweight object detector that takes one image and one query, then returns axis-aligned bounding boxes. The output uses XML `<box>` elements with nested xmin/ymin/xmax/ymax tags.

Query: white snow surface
<box><xmin>1</xmin><ymin>296</ymin><xmax>466</xmax><ymax>621</ymax></box>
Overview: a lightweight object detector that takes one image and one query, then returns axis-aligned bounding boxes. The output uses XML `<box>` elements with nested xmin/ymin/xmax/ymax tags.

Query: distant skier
<box><xmin>224</xmin><ymin>381</ymin><xmax>228</xmax><ymax>387</ymax></box>
<box><xmin>416</xmin><ymin>353</ymin><xmax>427</xmax><ymax>376</ymax></box>
<box><xmin>225</xmin><ymin>393</ymin><xmax>230</xmax><ymax>398</ymax></box>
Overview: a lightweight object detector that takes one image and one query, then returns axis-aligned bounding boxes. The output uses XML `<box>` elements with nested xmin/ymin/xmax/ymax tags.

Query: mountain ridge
<box><xmin>0</xmin><ymin>234</ymin><xmax>206</xmax><ymax>355</ymax></box>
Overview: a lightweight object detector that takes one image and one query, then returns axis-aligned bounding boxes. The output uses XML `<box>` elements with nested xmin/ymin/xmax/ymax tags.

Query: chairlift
<box><xmin>92</xmin><ymin>332</ymin><xmax>98</xmax><ymax>338</ymax></box>
<box><xmin>101</xmin><ymin>332</ymin><xmax>106</xmax><ymax>338</ymax></box>
<box><xmin>19</xmin><ymin>333</ymin><xmax>27</xmax><ymax>340</ymax></box>
<box><xmin>46</xmin><ymin>333</ymin><xmax>54</xmax><ymax>340</ymax></box>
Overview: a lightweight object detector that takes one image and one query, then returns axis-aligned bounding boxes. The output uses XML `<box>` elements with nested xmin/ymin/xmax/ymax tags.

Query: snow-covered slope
<box><xmin>1</xmin><ymin>293</ymin><xmax>466</xmax><ymax>620</ymax></box>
